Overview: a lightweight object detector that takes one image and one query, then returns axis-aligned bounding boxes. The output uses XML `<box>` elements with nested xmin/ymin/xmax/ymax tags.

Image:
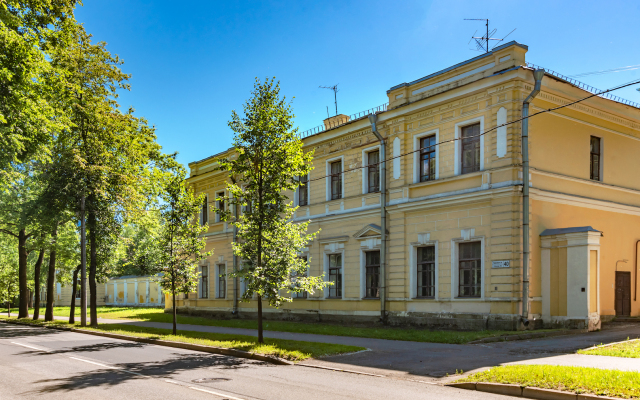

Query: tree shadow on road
<box><xmin>26</xmin><ymin>351</ymin><xmax>268</xmax><ymax>394</ymax></box>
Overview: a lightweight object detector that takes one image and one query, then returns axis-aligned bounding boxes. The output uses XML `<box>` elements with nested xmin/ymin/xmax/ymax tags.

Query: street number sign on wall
<box><xmin>492</xmin><ymin>260</ymin><xmax>510</xmax><ymax>268</ymax></box>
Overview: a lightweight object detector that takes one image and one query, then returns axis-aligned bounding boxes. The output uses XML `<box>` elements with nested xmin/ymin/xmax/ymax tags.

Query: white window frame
<box><xmin>360</xmin><ymin>245</ymin><xmax>382</xmax><ymax>299</ymax></box>
<box><xmin>325</xmin><ymin>155</ymin><xmax>345</xmax><ymax>201</ymax></box>
<box><xmin>454</xmin><ymin>116</ymin><xmax>485</xmax><ymax>176</ymax></box>
<box><xmin>450</xmin><ymin>234</ymin><xmax>485</xmax><ymax>300</ymax></box>
<box><xmin>198</xmin><ymin>263</ymin><xmax>210</xmax><ymax>299</ymax></box>
<box><xmin>295</xmin><ymin>175</ymin><xmax>309</xmax><ymax>207</ymax></box>
<box><xmin>324</xmin><ymin>251</ymin><xmax>345</xmax><ymax>299</ymax></box>
<box><xmin>413</xmin><ymin>128</ymin><xmax>439</xmax><ymax>183</ymax></box>
<box><xmin>361</xmin><ymin>145</ymin><xmax>381</xmax><ymax>194</ymax></box>
<box><xmin>215</xmin><ymin>263</ymin><xmax>226</xmax><ymax>299</ymax></box>
<box><xmin>590</xmin><ymin>135</ymin><xmax>604</xmax><ymax>182</ymax></box>
<box><xmin>409</xmin><ymin>239</ymin><xmax>439</xmax><ymax>299</ymax></box>
<box><xmin>200</xmin><ymin>194</ymin><xmax>209</xmax><ymax>225</ymax></box>
<box><xmin>215</xmin><ymin>190</ymin><xmax>225</xmax><ymax>223</ymax></box>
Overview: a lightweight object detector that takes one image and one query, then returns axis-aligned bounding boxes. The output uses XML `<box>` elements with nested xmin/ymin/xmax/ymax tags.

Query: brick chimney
<box><xmin>323</xmin><ymin>114</ymin><xmax>350</xmax><ymax>130</ymax></box>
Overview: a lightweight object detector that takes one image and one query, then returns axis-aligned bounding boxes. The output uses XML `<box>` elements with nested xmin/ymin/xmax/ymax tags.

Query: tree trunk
<box><xmin>172</xmin><ymin>287</ymin><xmax>177</xmax><ymax>335</ymax></box>
<box><xmin>69</xmin><ymin>265</ymin><xmax>80</xmax><ymax>324</ymax></box>
<box><xmin>88</xmin><ymin>209</ymin><xmax>98</xmax><ymax>327</ymax></box>
<box><xmin>257</xmin><ymin>296</ymin><xmax>263</xmax><ymax>343</ymax></box>
<box><xmin>18</xmin><ymin>229</ymin><xmax>28</xmax><ymax>318</ymax></box>
<box><xmin>32</xmin><ymin>247</ymin><xmax>45</xmax><ymax>321</ymax></box>
<box><xmin>45</xmin><ymin>226</ymin><xmax>58</xmax><ymax>322</ymax></box>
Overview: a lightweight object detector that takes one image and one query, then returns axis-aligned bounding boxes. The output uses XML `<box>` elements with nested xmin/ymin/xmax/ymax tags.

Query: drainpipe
<box><xmin>521</xmin><ymin>69</ymin><xmax>545</xmax><ymax>328</ymax></box>
<box><xmin>368</xmin><ymin>113</ymin><xmax>387</xmax><ymax>323</ymax></box>
<box><xmin>233</xmin><ymin>199</ymin><xmax>239</xmax><ymax>315</ymax></box>
<box><xmin>635</xmin><ymin>240</ymin><xmax>640</xmax><ymax>302</ymax></box>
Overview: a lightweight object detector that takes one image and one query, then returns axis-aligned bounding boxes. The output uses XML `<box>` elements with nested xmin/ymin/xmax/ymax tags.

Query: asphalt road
<box><xmin>0</xmin><ymin>323</ymin><xmax>515</xmax><ymax>400</ymax></box>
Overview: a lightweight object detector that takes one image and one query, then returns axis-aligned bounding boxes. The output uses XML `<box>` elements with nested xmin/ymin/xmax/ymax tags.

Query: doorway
<box><xmin>615</xmin><ymin>271</ymin><xmax>631</xmax><ymax>316</ymax></box>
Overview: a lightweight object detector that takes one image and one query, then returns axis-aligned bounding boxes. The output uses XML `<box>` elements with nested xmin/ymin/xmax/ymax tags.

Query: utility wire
<box><xmin>304</xmin><ymin>77</ymin><xmax>640</xmax><ymax>184</ymax></box>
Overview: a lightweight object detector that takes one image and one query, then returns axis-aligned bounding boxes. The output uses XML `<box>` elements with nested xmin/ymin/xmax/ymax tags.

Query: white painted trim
<box><xmin>214</xmin><ymin>190</ymin><xmax>226</xmax><ymax>223</ymax></box>
<box><xmin>409</xmin><ymin>238</ymin><xmax>439</xmax><ymax>299</ymax></box>
<box><xmin>325</xmin><ymin>155</ymin><xmax>345</xmax><ymax>201</ymax></box>
<box><xmin>450</xmin><ymin>234</ymin><xmax>485</xmax><ymax>300</ymax></box>
<box><xmin>358</xmin><ymin>240</ymin><xmax>382</xmax><ymax>299</ymax></box>
<box><xmin>215</xmin><ymin>263</ymin><xmax>227</xmax><ymax>299</ymax></box>
<box><xmin>413</xmin><ymin>128</ymin><xmax>439</xmax><ymax>183</ymax></box>
<box><xmin>454</xmin><ymin>116</ymin><xmax>485</xmax><ymax>176</ymax></box>
<box><xmin>361</xmin><ymin>145</ymin><xmax>381</xmax><ymax>195</ymax></box>
<box><xmin>323</xmin><ymin>245</ymin><xmax>345</xmax><ymax>299</ymax></box>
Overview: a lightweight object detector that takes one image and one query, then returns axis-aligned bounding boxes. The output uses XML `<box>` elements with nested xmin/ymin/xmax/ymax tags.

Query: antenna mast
<box><xmin>320</xmin><ymin>84</ymin><xmax>339</xmax><ymax>116</ymax></box>
<box><xmin>464</xmin><ymin>19</ymin><xmax>516</xmax><ymax>53</ymax></box>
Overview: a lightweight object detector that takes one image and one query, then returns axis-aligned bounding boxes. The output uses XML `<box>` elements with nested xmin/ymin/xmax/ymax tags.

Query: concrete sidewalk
<box><xmin>47</xmin><ymin>315</ymin><xmax>640</xmax><ymax>381</ymax></box>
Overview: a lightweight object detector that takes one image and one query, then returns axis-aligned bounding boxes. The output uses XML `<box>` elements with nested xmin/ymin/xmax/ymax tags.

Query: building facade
<box><xmin>56</xmin><ymin>275</ymin><xmax>163</xmax><ymax>308</ymax></box>
<box><xmin>178</xmin><ymin>41</ymin><xmax>640</xmax><ymax>331</ymax></box>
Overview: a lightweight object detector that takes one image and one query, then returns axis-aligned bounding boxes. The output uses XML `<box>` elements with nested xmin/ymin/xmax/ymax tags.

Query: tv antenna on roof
<box><xmin>464</xmin><ymin>19</ymin><xmax>516</xmax><ymax>53</ymax></box>
<box><xmin>319</xmin><ymin>84</ymin><xmax>339</xmax><ymax>116</ymax></box>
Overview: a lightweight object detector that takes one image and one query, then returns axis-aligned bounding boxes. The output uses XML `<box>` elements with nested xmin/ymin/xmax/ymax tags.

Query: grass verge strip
<box><xmin>456</xmin><ymin>365</ymin><xmax>640</xmax><ymax>399</ymax></box>
<box><xmin>579</xmin><ymin>338</ymin><xmax>640</xmax><ymax>359</ymax></box>
<box><xmin>5</xmin><ymin>306</ymin><xmax>561</xmax><ymax>344</ymax></box>
<box><xmin>0</xmin><ymin>317</ymin><xmax>364</xmax><ymax>362</ymax></box>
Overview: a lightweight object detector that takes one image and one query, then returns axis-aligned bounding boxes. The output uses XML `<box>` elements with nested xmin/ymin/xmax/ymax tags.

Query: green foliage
<box><xmin>0</xmin><ymin>0</ymin><xmax>78</xmax><ymax>184</ymax></box>
<box><xmin>218</xmin><ymin>78</ymin><xmax>327</xmax><ymax>309</ymax></box>
<box><xmin>156</xmin><ymin>170</ymin><xmax>210</xmax><ymax>303</ymax></box>
<box><xmin>113</xmin><ymin>211</ymin><xmax>163</xmax><ymax>277</ymax></box>
<box><xmin>457</xmin><ymin>364</ymin><xmax>640</xmax><ymax>398</ymax></box>
<box><xmin>579</xmin><ymin>338</ymin><xmax>640</xmax><ymax>358</ymax></box>
<box><xmin>0</xmin><ymin>234</ymin><xmax>19</xmax><ymax>308</ymax></box>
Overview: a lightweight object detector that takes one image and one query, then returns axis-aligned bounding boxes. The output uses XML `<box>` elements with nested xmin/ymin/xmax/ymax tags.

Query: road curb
<box><xmin>446</xmin><ymin>382</ymin><xmax>621</xmax><ymax>400</ymax></box>
<box><xmin>0</xmin><ymin>319</ymin><xmax>292</xmax><ymax>366</ymax></box>
<box><xmin>468</xmin><ymin>330</ymin><xmax>579</xmax><ymax>344</ymax></box>
<box><xmin>580</xmin><ymin>338</ymin><xmax>639</xmax><ymax>352</ymax></box>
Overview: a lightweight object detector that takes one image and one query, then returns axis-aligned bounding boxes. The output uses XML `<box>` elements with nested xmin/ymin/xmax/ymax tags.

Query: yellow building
<box><xmin>178</xmin><ymin>41</ymin><xmax>640</xmax><ymax>331</ymax></box>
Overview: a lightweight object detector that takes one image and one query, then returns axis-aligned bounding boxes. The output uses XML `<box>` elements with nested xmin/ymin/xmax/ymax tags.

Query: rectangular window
<box><xmin>217</xmin><ymin>265</ymin><xmax>225</xmax><ymax>299</ymax></box>
<box><xmin>461</xmin><ymin>123</ymin><xmax>481</xmax><ymax>174</ymax></box>
<box><xmin>458</xmin><ymin>241</ymin><xmax>481</xmax><ymax>298</ymax></box>
<box><xmin>365</xmin><ymin>251</ymin><xmax>380</xmax><ymax>298</ymax></box>
<box><xmin>201</xmin><ymin>196</ymin><xmax>208</xmax><ymax>225</ymax></box>
<box><xmin>328</xmin><ymin>253</ymin><xmax>342</xmax><ymax>298</ymax></box>
<box><xmin>330</xmin><ymin>161</ymin><xmax>342</xmax><ymax>200</ymax></box>
<box><xmin>298</xmin><ymin>175</ymin><xmax>308</xmax><ymax>206</ymax></box>
<box><xmin>215</xmin><ymin>191</ymin><xmax>225</xmax><ymax>222</ymax></box>
<box><xmin>417</xmin><ymin>246</ymin><xmax>436</xmax><ymax>298</ymax></box>
<box><xmin>367</xmin><ymin>150</ymin><xmax>380</xmax><ymax>193</ymax></box>
<box><xmin>292</xmin><ymin>256</ymin><xmax>308</xmax><ymax>299</ymax></box>
<box><xmin>420</xmin><ymin>136</ymin><xmax>436</xmax><ymax>182</ymax></box>
<box><xmin>200</xmin><ymin>266</ymin><xmax>208</xmax><ymax>298</ymax></box>
<box><xmin>590</xmin><ymin>136</ymin><xmax>601</xmax><ymax>181</ymax></box>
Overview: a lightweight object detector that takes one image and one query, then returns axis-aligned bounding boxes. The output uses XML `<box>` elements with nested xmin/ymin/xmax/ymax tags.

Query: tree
<box><xmin>113</xmin><ymin>211</ymin><xmax>163</xmax><ymax>277</ymax></box>
<box><xmin>157</xmin><ymin>170</ymin><xmax>210</xmax><ymax>335</ymax></box>
<box><xmin>0</xmin><ymin>234</ymin><xmax>19</xmax><ymax>316</ymax></box>
<box><xmin>0</xmin><ymin>0</ymin><xmax>78</xmax><ymax>184</ymax></box>
<box><xmin>48</xmin><ymin>25</ymin><xmax>169</xmax><ymax>326</ymax></box>
<box><xmin>0</xmin><ymin>164</ymin><xmax>44</xmax><ymax>318</ymax></box>
<box><xmin>218</xmin><ymin>78</ymin><xmax>327</xmax><ymax>343</ymax></box>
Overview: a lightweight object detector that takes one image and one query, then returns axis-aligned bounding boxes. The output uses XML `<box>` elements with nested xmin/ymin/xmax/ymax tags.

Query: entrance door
<box><xmin>615</xmin><ymin>271</ymin><xmax>631</xmax><ymax>316</ymax></box>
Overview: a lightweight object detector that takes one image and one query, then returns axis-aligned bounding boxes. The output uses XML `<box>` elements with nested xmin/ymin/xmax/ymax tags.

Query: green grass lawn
<box><xmin>0</xmin><ymin>316</ymin><xmax>363</xmax><ymax>362</ymax></box>
<box><xmin>579</xmin><ymin>338</ymin><xmax>640</xmax><ymax>358</ymax></box>
<box><xmin>0</xmin><ymin>306</ymin><xmax>555</xmax><ymax>344</ymax></box>
<box><xmin>457</xmin><ymin>365</ymin><xmax>640</xmax><ymax>399</ymax></box>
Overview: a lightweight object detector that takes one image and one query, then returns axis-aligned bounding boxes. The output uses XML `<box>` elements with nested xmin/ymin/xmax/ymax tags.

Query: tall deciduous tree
<box><xmin>0</xmin><ymin>0</ymin><xmax>78</xmax><ymax>184</ymax></box>
<box><xmin>218</xmin><ymin>78</ymin><xmax>326</xmax><ymax>343</ymax></box>
<box><xmin>157</xmin><ymin>170</ymin><xmax>210</xmax><ymax>335</ymax></box>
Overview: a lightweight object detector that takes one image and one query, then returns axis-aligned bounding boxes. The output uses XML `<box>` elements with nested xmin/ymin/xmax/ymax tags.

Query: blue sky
<box><xmin>75</xmin><ymin>0</ymin><xmax>640</xmax><ymax>168</ymax></box>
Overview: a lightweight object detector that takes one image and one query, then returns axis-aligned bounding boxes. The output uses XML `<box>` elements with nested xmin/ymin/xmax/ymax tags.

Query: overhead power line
<box><xmin>305</xmin><ymin>77</ymin><xmax>640</xmax><ymax>184</ymax></box>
